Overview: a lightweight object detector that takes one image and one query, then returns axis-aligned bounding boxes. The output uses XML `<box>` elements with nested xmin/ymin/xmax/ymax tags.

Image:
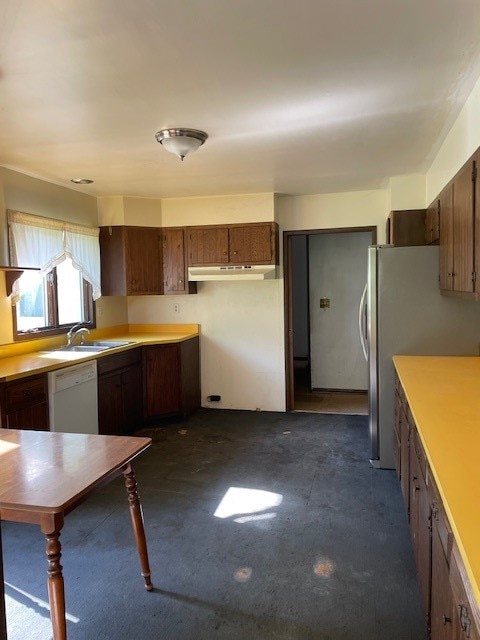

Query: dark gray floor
<box><xmin>3</xmin><ymin>410</ymin><xmax>427</xmax><ymax>639</ymax></box>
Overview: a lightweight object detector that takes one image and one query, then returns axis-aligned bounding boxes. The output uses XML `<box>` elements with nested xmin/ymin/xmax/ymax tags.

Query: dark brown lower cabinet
<box><xmin>97</xmin><ymin>348</ymin><xmax>142</xmax><ymax>435</ymax></box>
<box><xmin>394</xmin><ymin>377</ymin><xmax>411</xmax><ymax>513</ymax></box>
<box><xmin>143</xmin><ymin>337</ymin><xmax>200</xmax><ymax>421</ymax></box>
<box><xmin>98</xmin><ymin>371</ymin><xmax>124</xmax><ymax>436</ymax></box>
<box><xmin>410</xmin><ymin>441</ymin><xmax>431</xmax><ymax>624</ymax></box>
<box><xmin>400</xmin><ymin>405</ymin><xmax>411</xmax><ymax>511</ymax></box>
<box><xmin>393</xmin><ymin>387</ymin><xmax>401</xmax><ymax>480</ymax></box>
<box><xmin>0</xmin><ymin>373</ymin><xmax>49</xmax><ymax>430</ymax></box>
<box><xmin>395</xmin><ymin>372</ymin><xmax>480</xmax><ymax>640</ymax></box>
<box><xmin>450</xmin><ymin>547</ymin><xmax>480</xmax><ymax>640</ymax></box>
<box><xmin>430</xmin><ymin>508</ymin><xmax>456</xmax><ymax>640</ymax></box>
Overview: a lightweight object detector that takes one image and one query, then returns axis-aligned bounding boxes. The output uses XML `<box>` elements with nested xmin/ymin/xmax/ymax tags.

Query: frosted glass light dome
<box><xmin>155</xmin><ymin>128</ymin><xmax>208</xmax><ymax>161</ymax></box>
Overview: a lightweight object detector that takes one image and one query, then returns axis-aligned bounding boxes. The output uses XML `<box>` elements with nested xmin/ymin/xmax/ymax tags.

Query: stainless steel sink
<box><xmin>51</xmin><ymin>344</ymin><xmax>112</xmax><ymax>353</ymax></box>
<box><xmin>86</xmin><ymin>340</ymin><xmax>135</xmax><ymax>348</ymax></box>
<box><xmin>46</xmin><ymin>340</ymin><xmax>135</xmax><ymax>353</ymax></box>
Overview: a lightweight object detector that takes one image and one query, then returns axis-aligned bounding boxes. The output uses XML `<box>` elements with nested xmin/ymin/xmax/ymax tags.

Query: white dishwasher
<box><xmin>48</xmin><ymin>360</ymin><xmax>99</xmax><ymax>434</ymax></box>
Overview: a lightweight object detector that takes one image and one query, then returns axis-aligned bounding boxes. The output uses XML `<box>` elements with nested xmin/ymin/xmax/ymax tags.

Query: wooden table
<box><xmin>0</xmin><ymin>429</ymin><xmax>153</xmax><ymax>640</ymax></box>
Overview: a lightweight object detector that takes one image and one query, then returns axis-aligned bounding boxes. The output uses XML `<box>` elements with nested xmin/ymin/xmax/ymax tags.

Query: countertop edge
<box><xmin>0</xmin><ymin>331</ymin><xmax>199</xmax><ymax>382</ymax></box>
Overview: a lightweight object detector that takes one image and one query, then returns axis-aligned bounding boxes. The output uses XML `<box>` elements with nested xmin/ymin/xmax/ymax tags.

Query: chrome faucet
<box><xmin>66</xmin><ymin>324</ymin><xmax>90</xmax><ymax>346</ymax></box>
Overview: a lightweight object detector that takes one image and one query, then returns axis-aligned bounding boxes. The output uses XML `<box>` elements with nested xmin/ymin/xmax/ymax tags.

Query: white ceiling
<box><xmin>1</xmin><ymin>0</ymin><xmax>480</xmax><ymax>199</ymax></box>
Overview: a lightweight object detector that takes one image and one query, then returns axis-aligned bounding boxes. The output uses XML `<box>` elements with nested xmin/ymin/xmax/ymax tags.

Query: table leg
<box><xmin>0</xmin><ymin>523</ymin><xmax>7</xmax><ymax>640</ymax></box>
<box><xmin>41</xmin><ymin>515</ymin><xmax>66</xmax><ymax>640</ymax></box>
<box><xmin>123</xmin><ymin>463</ymin><xmax>153</xmax><ymax>591</ymax></box>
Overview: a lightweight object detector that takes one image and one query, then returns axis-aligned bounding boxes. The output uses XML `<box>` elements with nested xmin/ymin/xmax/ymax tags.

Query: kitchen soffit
<box><xmin>1</xmin><ymin>0</ymin><xmax>480</xmax><ymax>198</ymax></box>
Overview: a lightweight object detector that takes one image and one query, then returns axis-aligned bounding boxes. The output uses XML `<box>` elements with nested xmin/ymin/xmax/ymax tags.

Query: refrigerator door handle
<box><xmin>358</xmin><ymin>283</ymin><xmax>368</xmax><ymax>361</ymax></box>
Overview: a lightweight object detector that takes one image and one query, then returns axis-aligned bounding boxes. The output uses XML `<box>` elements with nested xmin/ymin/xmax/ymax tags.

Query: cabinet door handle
<box><xmin>223</xmin><ymin>250</ymin><xmax>228</xmax><ymax>255</ymax></box>
<box><xmin>459</xmin><ymin>605</ymin><xmax>471</xmax><ymax>635</ymax></box>
<box><xmin>442</xmin><ymin>616</ymin><xmax>451</xmax><ymax>625</ymax></box>
<box><xmin>233</xmin><ymin>250</ymin><xmax>238</xmax><ymax>255</ymax></box>
<box><xmin>23</xmin><ymin>389</ymin><xmax>32</xmax><ymax>397</ymax></box>
<box><xmin>178</xmin><ymin>279</ymin><xmax>183</xmax><ymax>284</ymax></box>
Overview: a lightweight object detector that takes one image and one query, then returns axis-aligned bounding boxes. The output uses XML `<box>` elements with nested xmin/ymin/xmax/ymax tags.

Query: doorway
<box><xmin>284</xmin><ymin>226</ymin><xmax>377</xmax><ymax>413</ymax></box>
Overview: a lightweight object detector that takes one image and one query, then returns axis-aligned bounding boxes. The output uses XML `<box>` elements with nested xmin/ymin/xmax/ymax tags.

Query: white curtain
<box><xmin>64</xmin><ymin>222</ymin><xmax>101</xmax><ymax>300</ymax></box>
<box><xmin>8</xmin><ymin>210</ymin><xmax>101</xmax><ymax>300</ymax></box>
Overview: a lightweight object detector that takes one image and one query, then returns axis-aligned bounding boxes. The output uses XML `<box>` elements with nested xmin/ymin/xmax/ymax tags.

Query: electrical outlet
<box><xmin>173</xmin><ymin>303</ymin><xmax>180</xmax><ymax>313</ymax></box>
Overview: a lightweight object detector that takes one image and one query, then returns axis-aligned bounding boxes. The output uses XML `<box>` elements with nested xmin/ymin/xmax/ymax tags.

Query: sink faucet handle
<box><xmin>67</xmin><ymin>322</ymin><xmax>83</xmax><ymax>337</ymax></box>
<box><xmin>66</xmin><ymin>323</ymin><xmax>88</xmax><ymax>345</ymax></box>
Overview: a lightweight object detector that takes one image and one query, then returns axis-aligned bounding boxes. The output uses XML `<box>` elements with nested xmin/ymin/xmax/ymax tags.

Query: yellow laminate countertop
<box><xmin>393</xmin><ymin>355</ymin><xmax>480</xmax><ymax>606</ymax></box>
<box><xmin>0</xmin><ymin>324</ymin><xmax>199</xmax><ymax>382</ymax></box>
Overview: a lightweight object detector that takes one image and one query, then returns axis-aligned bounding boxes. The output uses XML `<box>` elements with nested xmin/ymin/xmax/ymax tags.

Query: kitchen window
<box><xmin>13</xmin><ymin>257</ymin><xmax>94</xmax><ymax>338</ymax></box>
<box><xmin>8</xmin><ymin>210</ymin><xmax>100</xmax><ymax>340</ymax></box>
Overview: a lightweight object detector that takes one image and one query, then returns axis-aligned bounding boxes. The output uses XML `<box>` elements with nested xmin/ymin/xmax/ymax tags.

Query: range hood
<box><xmin>188</xmin><ymin>265</ymin><xmax>277</xmax><ymax>281</ymax></box>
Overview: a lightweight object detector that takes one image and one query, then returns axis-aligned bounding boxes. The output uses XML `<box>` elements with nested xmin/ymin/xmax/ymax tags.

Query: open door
<box><xmin>284</xmin><ymin>226</ymin><xmax>377</xmax><ymax>412</ymax></box>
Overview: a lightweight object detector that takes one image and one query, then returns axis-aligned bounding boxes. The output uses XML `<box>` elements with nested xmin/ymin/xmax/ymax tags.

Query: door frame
<box><xmin>283</xmin><ymin>226</ymin><xmax>377</xmax><ymax>411</ymax></box>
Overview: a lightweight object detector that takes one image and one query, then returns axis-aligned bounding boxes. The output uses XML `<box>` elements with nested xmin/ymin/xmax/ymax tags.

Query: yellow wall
<box><xmin>427</xmin><ymin>74</ymin><xmax>480</xmax><ymax>202</ymax></box>
<box><xmin>387</xmin><ymin>174</ymin><xmax>426</xmax><ymax>211</ymax></box>
<box><xmin>0</xmin><ymin>167</ymin><xmax>98</xmax><ymax>225</ymax></box>
<box><xmin>97</xmin><ymin>196</ymin><xmax>162</xmax><ymax>227</ymax></box>
<box><xmin>97</xmin><ymin>195</ymin><xmax>125</xmax><ymax>226</ymax></box>
<box><xmin>124</xmin><ymin>197</ymin><xmax>162</xmax><ymax>226</ymax></box>
<box><xmin>277</xmin><ymin>189</ymin><xmax>388</xmax><ymax>241</ymax></box>
<box><xmin>161</xmin><ymin>192</ymin><xmax>275</xmax><ymax>226</ymax></box>
<box><xmin>95</xmin><ymin>295</ymin><xmax>128</xmax><ymax>327</ymax></box>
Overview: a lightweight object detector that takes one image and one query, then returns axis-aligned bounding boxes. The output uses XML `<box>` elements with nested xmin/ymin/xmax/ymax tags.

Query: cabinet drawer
<box><xmin>429</xmin><ymin>475</ymin><xmax>454</xmax><ymax>563</ymax></box>
<box><xmin>97</xmin><ymin>348</ymin><xmax>141</xmax><ymax>376</ymax></box>
<box><xmin>412</xmin><ymin>429</ymin><xmax>428</xmax><ymax>483</ymax></box>
<box><xmin>5</xmin><ymin>375</ymin><xmax>47</xmax><ymax>412</ymax></box>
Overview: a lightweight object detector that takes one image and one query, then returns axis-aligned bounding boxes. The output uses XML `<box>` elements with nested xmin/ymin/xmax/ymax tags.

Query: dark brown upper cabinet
<box><xmin>425</xmin><ymin>198</ymin><xmax>440</xmax><ymax>245</ymax></box>
<box><xmin>187</xmin><ymin>227</ymin><xmax>229</xmax><ymax>265</ymax></box>
<box><xmin>162</xmin><ymin>227</ymin><xmax>196</xmax><ymax>294</ymax></box>
<box><xmin>439</xmin><ymin>183</ymin><xmax>454</xmax><ymax>292</ymax></box>
<box><xmin>438</xmin><ymin>152</ymin><xmax>477</xmax><ymax>297</ymax></box>
<box><xmin>187</xmin><ymin>222</ymin><xmax>279</xmax><ymax>267</ymax></box>
<box><xmin>452</xmin><ymin>158</ymin><xmax>475</xmax><ymax>293</ymax></box>
<box><xmin>476</xmin><ymin>150</ymin><xmax>480</xmax><ymax>293</ymax></box>
<box><xmin>386</xmin><ymin>209</ymin><xmax>426</xmax><ymax>246</ymax></box>
<box><xmin>99</xmin><ymin>226</ymin><xmax>163</xmax><ymax>296</ymax></box>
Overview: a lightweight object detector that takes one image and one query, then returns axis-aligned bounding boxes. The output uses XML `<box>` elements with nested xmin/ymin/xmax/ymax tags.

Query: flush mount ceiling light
<box><xmin>71</xmin><ymin>178</ymin><xmax>94</xmax><ymax>184</ymax></box>
<box><xmin>155</xmin><ymin>128</ymin><xmax>208</xmax><ymax>161</ymax></box>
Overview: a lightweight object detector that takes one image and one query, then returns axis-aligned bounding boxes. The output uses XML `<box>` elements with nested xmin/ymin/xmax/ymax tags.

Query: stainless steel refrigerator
<box><xmin>359</xmin><ymin>245</ymin><xmax>480</xmax><ymax>469</ymax></box>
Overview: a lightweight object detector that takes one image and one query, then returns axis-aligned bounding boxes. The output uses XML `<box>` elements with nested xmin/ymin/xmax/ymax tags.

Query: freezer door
<box><xmin>367</xmin><ymin>247</ymin><xmax>379</xmax><ymax>464</ymax></box>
